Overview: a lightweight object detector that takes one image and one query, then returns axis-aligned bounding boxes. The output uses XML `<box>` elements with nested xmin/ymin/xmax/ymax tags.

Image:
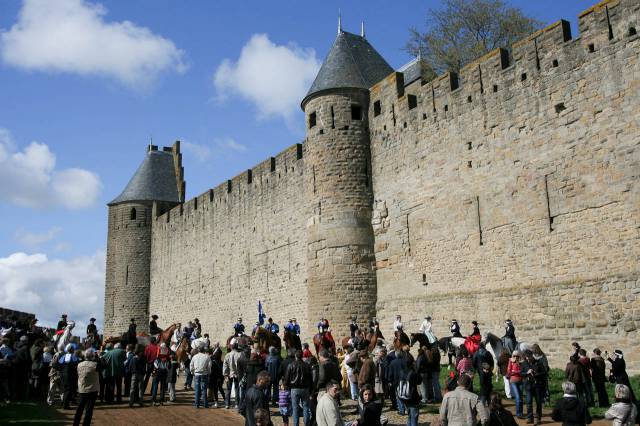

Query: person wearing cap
<box><xmin>127</xmin><ymin>318</ymin><xmax>137</xmax><ymax>346</ymax></box>
<box><xmin>73</xmin><ymin>349</ymin><xmax>100</xmax><ymax>426</ymax></box>
<box><xmin>252</xmin><ymin>321</ymin><xmax>261</xmax><ymax>336</ymax></box>
<box><xmin>317</xmin><ymin>318</ymin><xmax>328</xmax><ymax>334</ymax></box>
<box><xmin>234</xmin><ymin>318</ymin><xmax>245</xmax><ymax>337</ymax></box>
<box><xmin>266</xmin><ymin>318</ymin><xmax>279</xmax><ymax>336</ymax></box>
<box><xmin>57</xmin><ymin>314</ymin><xmax>68</xmax><ymax>332</ymax></box>
<box><xmin>285</xmin><ymin>318</ymin><xmax>300</xmax><ymax>336</ymax></box>
<box><xmin>607</xmin><ymin>350</ymin><xmax>636</xmax><ymax>402</ymax></box>
<box><xmin>86</xmin><ymin>318</ymin><xmax>97</xmax><ymax>337</ymax></box>
<box><xmin>450</xmin><ymin>320</ymin><xmax>462</xmax><ymax>338</ymax></box>
<box><xmin>419</xmin><ymin>316</ymin><xmax>437</xmax><ymax>344</ymax></box>
<box><xmin>503</xmin><ymin>320</ymin><xmax>517</xmax><ymax>353</ymax></box>
<box><xmin>551</xmin><ymin>381</ymin><xmax>592</xmax><ymax>425</ymax></box>
<box><xmin>522</xmin><ymin>349</ymin><xmax>547</xmax><ymax>425</ymax></box>
<box><xmin>149</xmin><ymin>315</ymin><xmax>161</xmax><ymax>336</ymax></box>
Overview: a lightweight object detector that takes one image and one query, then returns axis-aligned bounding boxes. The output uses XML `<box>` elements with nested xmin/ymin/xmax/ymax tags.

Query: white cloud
<box><xmin>0</xmin><ymin>251</ymin><xmax>105</xmax><ymax>334</ymax></box>
<box><xmin>0</xmin><ymin>128</ymin><xmax>102</xmax><ymax>209</ymax></box>
<box><xmin>15</xmin><ymin>226</ymin><xmax>62</xmax><ymax>246</ymax></box>
<box><xmin>213</xmin><ymin>33</ymin><xmax>320</xmax><ymax>121</ymax></box>
<box><xmin>0</xmin><ymin>0</ymin><xmax>187</xmax><ymax>89</ymax></box>
<box><xmin>181</xmin><ymin>138</ymin><xmax>247</xmax><ymax>162</ymax></box>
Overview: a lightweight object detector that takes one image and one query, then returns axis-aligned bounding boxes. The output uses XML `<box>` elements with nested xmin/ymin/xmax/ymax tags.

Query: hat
<box><xmin>396</xmin><ymin>314</ymin><xmax>401</xmax><ymax>318</ymax></box>
<box><xmin>130</xmin><ymin>318</ymin><xmax>135</xmax><ymax>322</ymax></box>
<box><xmin>89</xmin><ymin>318</ymin><xmax>96</xmax><ymax>322</ymax></box>
<box><xmin>292</xmin><ymin>318</ymin><xmax>297</xmax><ymax>321</ymax></box>
<box><xmin>472</xmin><ymin>321</ymin><xmax>478</xmax><ymax>326</ymax></box>
<box><xmin>194</xmin><ymin>318</ymin><xmax>199</xmax><ymax>322</ymax></box>
<box><xmin>614</xmin><ymin>349</ymin><xmax>624</xmax><ymax>358</ymax></box>
<box><xmin>505</xmin><ymin>319</ymin><xmax>512</xmax><ymax>323</ymax></box>
<box><xmin>151</xmin><ymin>315</ymin><xmax>158</xmax><ymax>320</ymax></box>
<box><xmin>268</xmin><ymin>318</ymin><xmax>272</xmax><ymax>322</ymax></box>
<box><xmin>61</xmin><ymin>314</ymin><xmax>67</xmax><ymax>318</ymax></box>
<box><xmin>425</xmin><ymin>316</ymin><xmax>432</xmax><ymax>320</ymax></box>
<box><xmin>451</xmin><ymin>319</ymin><xmax>457</xmax><ymax>322</ymax></box>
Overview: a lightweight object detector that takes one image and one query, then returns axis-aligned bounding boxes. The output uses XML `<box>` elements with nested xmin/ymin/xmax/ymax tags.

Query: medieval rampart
<box><xmin>368</xmin><ymin>0</ymin><xmax>639</xmax><ymax>370</ymax></box>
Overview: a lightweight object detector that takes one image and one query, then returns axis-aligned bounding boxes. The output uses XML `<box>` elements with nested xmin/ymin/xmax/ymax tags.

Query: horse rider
<box><xmin>349</xmin><ymin>316</ymin><xmax>359</xmax><ymax>338</ymax></box>
<box><xmin>369</xmin><ymin>318</ymin><xmax>380</xmax><ymax>335</ymax></box>
<box><xmin>193</xmin><ymin>318</ymin><xmax>202</xmax><ymax>338</ymax></box>
<box><xmin>284</xmin><ymin>318</ymin><xmax>300</xmax><ymax>336</ymax></box>
<box><xmin>317</xmin><ymin>317</ymin><xmax>328</xmax><ymax>334</ymax></box>
<box><xmin>233</xmin><ymin>317</ymin><xmax>245</xmax><ymax>337</ymax></box>
<box><xmin>450</xmin><ymin>319</ymin><xmax>462</xmax><ymax>338</ymax></box>
<box><xmin>86</xmin><ymin>318</ymin><xmax>97</xmax><ymax>337</ymax></box>
<box><xmin>503</xmin><ymin>319</ymin><xmax>517</xmax><ymax>352</ymax></box>
<box><xmin>149</xmin><ymin>314</ymin><xmax>162</xmax><ymax>335</ymax></box>
<box><xmin>266</xmin><ymin>318</ymin><xmax>279</xmax><ymax>335</ymax></box>
<box><xmin>127</xmin><ymin>318</ymin><xmax>137</xmax><ymax>345</ymax></box>
<box><xmin>183</xmin><ymin>321</ymin><xmax>195</xmax><ymax>341</ymax></box>
<box><xmin>393</xmin><ymin>315</ymin><xmax>403</xmax><ymax>332</ymax></box>
<box><xmin>471</xmin><ymin>320</ymin><xmax>480</xmax><ymax>337</ymax></box>
<box><xmin>56</xmin><ymin>314</ymin><xmax>68</xmax><ymax>333</ymax></box>
<box><xmin>252</xmin><ymin>321</ymin><xmax>261</xmax><ymax>336</ymax></box>
<box><xmin>419</xmin><ymin>316</ymin><xmax>437</xmax><ymax>344</ymax></box>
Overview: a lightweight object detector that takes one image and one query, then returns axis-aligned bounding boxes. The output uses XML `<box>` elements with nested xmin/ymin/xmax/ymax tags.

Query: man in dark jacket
<box><xmin>358</xmin><ymin>350</ymin><xmax>376</xmax><ymax>392</ymax></box>
<box><xmin>387</xmin><ymin>350</ymin><xmax>408</xmax><ymax>415</ymax></box>
<box><xmin>265</xmin><ymin>346</ymin><xmax>281</xmax><ymax>405</ymax></box>
<box><xmin>522</xmin><ymin>350</ymin><xmax>547</xmax><ymax>425</ymax></box>
<box><xmin>473</xmin><ymin>342</ymin><xmax>494</xmax><ymax>372</ymax></box>
<box><xmin>317</xmin><ymin>349</ymin><xmax>341</xmax><ymax>391</ymax></box>
<box><xmin>590</xmin><ymin>348</ymin><xmax>609</xmax><ymax>408</ymax></box>
<box><xmin>240</xmin><ymin>371</ymin><xmax>270</xmax><ymax>426</ymax></box>
<box><xmin>551</xmin><ymin>381</ymin><xmax>592</xmax><ymax>425</ymax></box>
<box><xmin>14</xmin><ymin>337</ymin><xmax>31</xmax><ymax>400</ymax></box>
<box><xmin>284</xmin><ymin>350</ymin><xmax>311</xmax><ymax>426</ymax></box>
<box><xmin>103</xmin><ymin>343</ymin><xmax>126</xmax><ymax>403</ymax></box>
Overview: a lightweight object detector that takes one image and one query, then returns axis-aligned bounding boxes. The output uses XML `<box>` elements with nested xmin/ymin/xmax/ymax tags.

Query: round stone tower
<box><xmin>301</xmin><ymin>26</ymin><xmax>393</xmax><ymax>339</ymax></box>
<box><xmin>103</xmin><ymin>142</ymin><xmax>184</xmax><ymax>337</ymax></box>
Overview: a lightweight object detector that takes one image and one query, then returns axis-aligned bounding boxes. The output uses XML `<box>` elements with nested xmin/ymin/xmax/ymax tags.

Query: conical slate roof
<box><xmin>108</xmin><ymin>149</ymin><xmax>180</xmax><ymax>206</ymax></box>
<box><xmin>302</xmin><ymin>31</ymin><xmax>393</xmax><ymax>108</ymax></box>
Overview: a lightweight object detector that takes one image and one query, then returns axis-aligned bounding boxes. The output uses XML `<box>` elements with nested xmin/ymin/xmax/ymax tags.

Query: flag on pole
<box><xmin>258</xmin><ymin>300</ymin><xmax>266</xmax><ymax>325</ymax></box>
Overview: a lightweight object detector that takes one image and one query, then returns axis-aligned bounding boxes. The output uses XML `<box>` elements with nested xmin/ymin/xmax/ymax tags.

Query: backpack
<box><xmin>396</xmin><ymin>372</ymin><xmax>412</xmax><ymax>401</ymax></box>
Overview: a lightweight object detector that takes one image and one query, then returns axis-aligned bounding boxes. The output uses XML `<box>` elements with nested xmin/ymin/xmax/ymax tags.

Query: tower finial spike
<box><xmin>361</xmin><ymin>21</ymin><xmax>365</xmax><ymax>38</ymax></box>
<box><xmin>338</xmin><ymin>10</ymin><xmax>342</xmax><ymax>35</ymax></box>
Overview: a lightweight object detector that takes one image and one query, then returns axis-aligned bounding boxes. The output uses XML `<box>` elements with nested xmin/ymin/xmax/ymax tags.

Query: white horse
<box><xmin>483</xmin><ymin>331</ymin><xmax>534</xmax><ymax>370</ymax></box>
<box><xmin>55</xmin><ymin>321</ymin><xmax>75</xmax><ymax>353</ymax></box>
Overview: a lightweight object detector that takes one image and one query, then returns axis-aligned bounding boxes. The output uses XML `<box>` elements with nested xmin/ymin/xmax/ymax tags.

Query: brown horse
<box><xmin>283</xmin><ymin>329</ymin><xmax>301</xmax><ymax>351</ymax></box>
<box><xmin>158</xmin><ymin>323</ymin><xmax>179</xmax><ymax>345</ymax></box>
<box><xmin>175</xmin><ymin>337</ymin><xmax>190</xmax><ymax>363</ymax></box>
<box><xmin>394</xmin><ymin>330</ymin><xmax>410</xmax><ymax>350</ymax></box>
<box><xmin>410</xmin><ymin>333</ymin><xmax>430</xmax><ymax>348</ymax></box>
<box><xmin>313</xmin><ymin>332</ymin><xmax>336</xmax><ymax>355</ymax></box>
<box><xmin>253</xmin><ymin>327</ymin><xmax>280</xmax><ymax>353</ymax></box>
<box><xmin>226</xmin><ymin>334</ymin><xmax>252</xmax><ymax>351</ymax></box>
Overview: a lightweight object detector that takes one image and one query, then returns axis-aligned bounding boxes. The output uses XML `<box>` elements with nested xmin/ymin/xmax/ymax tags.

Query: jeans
<box><xmin>72</xmin><ymin>392</ymin><xmax>97</xmax><ymax>426</ymax></box>
<box><xmin>397</xmin><ymin>394</ymin><xmax>406</xmax><ymax>415</ymax></box>
<box><xmin>184</xmin><ymin>363</ymin><xmax>193</xmax><ymax>388</ymax></box>
<box><xmin>129</xmin><ymin>373</ymin><xmax>144</xmax><ymax>406</ymax></box>
<box><xmin>194</xmin><ymin>374</ymin><xmax>209</xmax><ymax>408</ymax></box>
<box><xmin>151</xmin><ymin>373</ymin><xmax>167</xmax><ymax>403</ymax></box>
<box><xmin>290</xmin><ymin>388</ymin><xmax>310</xmax><ymax>426</ymax></box>
<box><xmin>406</xmin><ymin>404</ymin><xmax>419</xmax><ymax>426</ymax></box>
<box><xmin>225</xmin><ymin>377</ymin><xmax>239</xmax><ymax>407</ymax></box>
<box><xmin>510</xmin><ymin>381</ymin><xmax>523</xmax><ymax>417</ymax></box>
<box><xmin>525</xmin><ymin>383</ymin><xmax>544</xmax><ymax>420</ymax></box>
<box><xmin>349</xmin><ymin>378</ymin><xmax>358</xmax><ymax>400</ymax></box>
<box><xmin>431</xmin><ymin>372</ymin><xmax>442</xmax><ymax>402</ymax></box>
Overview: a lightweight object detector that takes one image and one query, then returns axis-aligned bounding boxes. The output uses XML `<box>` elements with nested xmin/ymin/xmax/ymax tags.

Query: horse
<box><xmin>483</xmin><ymin>332</ymin><xmax>535</xmax><ymax>369</ymax></box>
<box><xmin>157</xmin><ymin>323</ymin><xmax>179</xmax><ymax>345</ymax></box>
<box><xmin>313</xmin><ymin>332</ymin><xmax>336</xmax><ymax>355</ymax></box>
<box><xmin>283</xmin><ymin>329</ymin><xmax>301</xmax><ymax>351</ymax></box>
<box><xmin>175</xmin><ymin>337</ymin><xmax>190</xmax><ymax>363</ymax></box>
<box><xmin>55</xmin><ymin>321</ymin><xmax>75</xmax><ymax>353</ymax></box>
<box><xmin>437</xmin><ymin>336</ymin><xmax>466</xmax><ymax>365</ymax></box>
<box><xmin>82</xmin><ymin>333</ymin><xmax>101</xmax><ymax>350</ymax></box>
<box><xmin>410</xmin><ymin>333</ymin><xmax>430</xmax><ymax>348</ymax></box>
<box><xmin>393</xmin><ymin>330</ymin><xmax>410</xmax><ymax>350</ymax></box>
<box><xmin>226</xmin><ymin>334</ymin><xmax>252</xmax><ymax>351</ymax></box>
<box><xmin>253</xmin><ymin>327</ymin><xmax>280</xmax><ymax>353</ymax></box>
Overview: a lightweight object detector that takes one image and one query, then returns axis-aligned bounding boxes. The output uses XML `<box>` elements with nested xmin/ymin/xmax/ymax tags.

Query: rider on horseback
<box><xmin>127</xmin><ymin>318</ymin><xmax>137</xmax><ymax>345</ymax></box>
<box><xmin>266</xmin><ymin>318</ymin><xmax>279</xmax><ymax>335</ymax></box>
<box><xmin>393</xmin><ymin>315</ymin><xmax>403</xmax><ymax>332</ymax></box>
<box><xmin>419</xmin><ymin>316</ymin><xmax>437</xmax><ymax>344</ymax></box>
<box><xmin>149</xmin><ymin>314</ymin><xmax>162</xmax><ymax>335</ymax></box>
<box><xmin>368</xmin><ymin>318</ymin><xmax>379</xmax><ymax>335</ymax></box>
<box><xmin>56</xmin><ymin>314</ymin><xmax>67</xmax><ymax>334</ymax></box>
<box><xmin>502</xmin><ymin>319</ymin><xmax>517</xmax><ymax>353</ymax></box>
<box><xmin>450</xmin><ymin>319</ymin><xmax>462</xmax><ymax>338</ymax></box>
<box><xmin>233</xmin><ymin>317</ymin><xmax>245</xmax><ymax>337</ymax></box>
<box><xmin>284</xmin><ymin>318</ymin><xmax>301</xmax><ymax>336</ymax></box>
<box><xmin>86</xmin><ymin>318</ymin><xmax>97</xmax><ymax>337</ymax></box>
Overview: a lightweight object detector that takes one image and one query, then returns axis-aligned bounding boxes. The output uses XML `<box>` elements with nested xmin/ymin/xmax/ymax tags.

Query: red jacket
<box><xmin>144</xmin><ymin>343</ymin><xmax>159</xmax><ymax>364</ymax></box>
<box><xmin>507</xmin><ymin>359</ymin><xmax>522</xmax><ymax>382</ymax></box>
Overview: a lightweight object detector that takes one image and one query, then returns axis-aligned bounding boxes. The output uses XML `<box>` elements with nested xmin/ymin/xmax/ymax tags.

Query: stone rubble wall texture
<box><xmin>369</xmin><ymin>0</ymin><xmax>640</xmax><ymax>371</ymax></box>
<box><xmin>107</xmin><ymin>0</ymin><xmax>639</xmax><ymax>371</ymax></box>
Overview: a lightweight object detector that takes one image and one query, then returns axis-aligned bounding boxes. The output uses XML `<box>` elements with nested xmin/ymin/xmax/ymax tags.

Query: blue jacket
<box><xmin>284</xmin><ymin>323</ymin><xmax>300</xmax><ymax>335</ymax></box>
<box><xmin>267</xmin><ymin>323</ymin><xmax>280</xmax><ymax>334</ymax></box>
<box><xmin>265</xmin><ymin>354</ymin><xmax>282</xmax><ymax>382</ymax></box>
<box><xmin>387</xmin><ymin>356</ymin><xmax>407</xmax><ymax>386</ymax></box>
<box><xmin>234</xmin><ymin>323</ymin><xmax>245</xmax><ymax>335</ymax></box>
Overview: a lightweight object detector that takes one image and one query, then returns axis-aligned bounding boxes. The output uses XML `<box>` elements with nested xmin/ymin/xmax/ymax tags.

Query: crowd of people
<box><xmin>1</xmin><ymin>312</ymin><xmax>639</xmax><ymax>426</ymax></box>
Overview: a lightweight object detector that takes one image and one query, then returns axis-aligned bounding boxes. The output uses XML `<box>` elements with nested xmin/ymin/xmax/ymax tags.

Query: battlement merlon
<box><xmin>369</xmin><ymin>0</ymin><xmax>637</xmax><ymax>105</ymax></box>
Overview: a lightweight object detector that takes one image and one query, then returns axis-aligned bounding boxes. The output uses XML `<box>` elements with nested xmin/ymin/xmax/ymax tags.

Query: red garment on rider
<box><xmin>464</xmin><ymin>334</ymin><xmax>481</xmax><ymax>355</ymax></box>
<box><xmin>302</xmin><ymin>348</ymin><xmax>312</xmax><ymax>359</ymax></box>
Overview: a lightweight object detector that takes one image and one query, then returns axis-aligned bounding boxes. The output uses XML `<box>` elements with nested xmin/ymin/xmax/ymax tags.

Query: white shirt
<box><xmin>419</xmin><ymin>319</ymin><xmax>432</xmax><ymax>333</ymax></box>
<box><xmin>189</xmin><ymin>352</ymin><xmax>212</xmax><ymax>376</ymax></box>
<box><xmin>393</xmin><ymin>319</ymin><xmax>403</xmax><ymax>331</ymax></box>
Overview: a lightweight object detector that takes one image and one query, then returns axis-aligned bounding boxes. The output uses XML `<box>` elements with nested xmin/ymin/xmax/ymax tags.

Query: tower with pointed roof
<box><xmin>103</xmin><ymin>142</ymin><xmax>185</xmax><ymax>337</ymax></box>
<box><xmin>302</xmin><ymin>24</ymin><xmax>393</xmax><ymax>338</ymax></box>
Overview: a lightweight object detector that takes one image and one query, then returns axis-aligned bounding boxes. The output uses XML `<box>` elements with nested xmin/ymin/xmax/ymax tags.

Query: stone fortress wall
<box><xmin>140</xmin><ymin>0</ymin><xmax>639</xmax><ymax>369</ymax></box>
<box><xmin>369</xmin><ymin>0</ymin><xmax>640</xmax><ymax>370</ymax></box>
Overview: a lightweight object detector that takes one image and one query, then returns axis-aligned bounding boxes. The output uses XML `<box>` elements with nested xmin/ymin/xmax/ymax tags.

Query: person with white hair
<box><xmin>551</xmin><ymin>381</ymin><xmax>592</xmax><ymax>425</ymax></box>
<box><xmin>73</xmin><ymin>350</ymin><xmax>99</xmax><ymax>425</ymax></box>
<box><xmin>605</xmin><ymin>384</ymin><xmax>638</xmax><ymax>426</ymax></box>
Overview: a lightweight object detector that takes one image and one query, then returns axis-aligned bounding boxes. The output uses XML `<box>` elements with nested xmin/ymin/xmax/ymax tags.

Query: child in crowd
<box><xmin>278</xmin><ymin>380</ymin><xmax>291</xmax><ymax>426</ymax></box>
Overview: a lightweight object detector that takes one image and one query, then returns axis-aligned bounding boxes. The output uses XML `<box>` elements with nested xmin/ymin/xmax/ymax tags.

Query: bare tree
<box><xmin>406</xmin><ymin>0</ymin><xmax>542</xmax><ymax>76</ymax></box>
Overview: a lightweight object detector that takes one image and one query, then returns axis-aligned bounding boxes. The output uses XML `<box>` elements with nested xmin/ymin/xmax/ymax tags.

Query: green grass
<box><xmin>0</xmin><ymin>401</ymin><xmax>67</xmax><ymax>425</ymax></box>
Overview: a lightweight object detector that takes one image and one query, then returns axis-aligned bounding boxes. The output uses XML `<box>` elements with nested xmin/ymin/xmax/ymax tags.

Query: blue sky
<box><xmin>0</xmin><ymin>0</ymin><xmax>592</xmax><ymax>331</ymax></box>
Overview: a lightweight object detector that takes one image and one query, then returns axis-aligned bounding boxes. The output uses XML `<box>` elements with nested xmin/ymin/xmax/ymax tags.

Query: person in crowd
<box><xmin>358</xmin><ymin>350</ymin><xmax>375</xmax><ymax>393</ymax></box>
<box><xmin>440</xmin><ymin>374</ymin><xmax>489</xmax><ymax>426</ymax></box>
<box><xmin>308</xmin><ymin>355</ymin><xmax>319</xmax><ymax>424</ymax></box>
<box><xmin>456</xmin><ymin>347</ymin><xmax>473</xmax><ymax>380</ymax></box>
<box><xmin>208</xmin><ymin>347</ymin><xmax>224</xmax><ymax>407</ymax></box>
<box><xmin>607</xmin><ymin>350</ymin><xmax>637</xmax><ymax>402</ymax></box>
<box><xmin>266</xmin><ymin>346</ymin><xmax>281</xmax><ymax>405</ymax></box>
<box><xmin>104</xmin><ymin>342</ymin><xmax>125</xmax><ymax>404</ymax></box>
<box><xmin>401</xmin><ymin>355</ymin><xmax>422</xmax><ymax>426</ymax></box>
<box><xmin>224</xmin><ymin>342</ymin><xmax>244</xmax><ymax>409</ymax></box>
<box><xmin>127</xmin><ymin>318</ymin><xmax>137</xmax><ymax>346</ymax></box>
<box><xmin>551</xmin><ymin>381</ymin><xmax>592</xmax><ymax>425</ymax></box>
<box><xmin>59</xmin><ymin>343</ymin><xmax>79</xmax><ymax>410</ymax></box>
<box><xmin>590</xmin><ymin>348</ymin><xmax>609</xmax><ymax>408</ymax></box>
<box><xmin>56</xmin><ymin>314</ymin><xmax>68</xmax><ymax>333</ymax></box>
<box><xmin>531</xmin><ymin>344</ymin><xmax>549</xmax><ymax>402</ymax></box>
<box><xmin>374</xmin><ymin>347</ymin><xmax>388</xmax><ymax>405</ymax></box>
<box><xmin>241</xmin><ymin>370</ymin><xmax>271</xmax><ymax>426</ymax></box>
<box><xmin>478</xmin><ymin>362</ymin><xmax>493</xmax><ymax>404</ymax></box>
<box><xmin>427</xmin><ymin>343</ymin><xmax>442</xmax><ymax>403</ymax></box>
<box><xmin>245</xmin><ymin>350</ymin><xmax>265</xmax><ymax>388</ymax></box>
<box><xmin>47</xmin><ymin>349</ymin><xmax>63</xmax><ymax>406</ymax></box>
<box><xmin>393</xmin><ymin>315</ymin><xmax>404</xmax><ymax>332</ymax></box>
<box><xmin>234</xmin><ymin>318</ymin><xmax>246</xmax><ymax>337</ymax></box>
<box><xmin>565</xmin><ymin>355</ymin><xmax>586</xmax><ymax>401</ymax></box>
<box><xmin>13</xmin><ymin>336</ymin><xmax>31</xmax><ymax>401</ymax></box>
<box><xmin>73</xmin><ymin>350</ymin><xmax>100</xmax><ymax>426</ymax></box>
<box><xmin>316</xmin><ymin>380</ymin><xmax>344</xmax><ymax>426</ymax></box>
<box><xmin>349</xmin><ymin>316</ymin><xmax>359</xmax><ymax>339</ymax></box>
<box><xmin>605</xmin><ymin>384</ymin><xmax>637</xmax><ymax>426</ymax></box>
<box><xmin>0</xmin><ymin>338</ymin><xmax>14</xmax><ymax>404</ymax></box>
<box><xmin>149</xmin><ymin>315</ymin><xmax>161</xmax><ymax>335</ymax></box>
<box><xmin>193</xmin><ymin>318</ymin><xmax>202</xmax><ymax>338</ymax></box>
<box><xmin>578</xmin><ymin>349</ymin><xmax>595</xmax><ymax>407</ymax></box>
<box><xmin>284</xmin><ymin>349</ymin><xmax>312</xmax><ymax>426</ymax></box>
<box><xmin>128</xmin><ymin>345</ymin><xmax>146</xmax><ymax>408</ymax></box>
<box><xmin>388</xmin><ymin>350</ymin><xmax>408</xmax><ymax>416</ymax></box>
<box><xmin>357</xmin><ymin>384</ymin><xmax>382</xmax><ymax>426</ymax></box>
<box><xmin>167</xmin><ymin>352</ymin><xmax>179</xmax><ymax>403</ymax></box>
<box><xmin>488</xmin><ymin>392</ymin><xmax>518</xmax><ymax>426</ymax></box>
<box><xmin>278</xmin><ymin>379</ymin><xmax>291</xmax><ymax>426</ymax></box>
<box><xmin>302</xmin><ymin>343</ymin><xmax>313</xmax><ymax>359</ymax></box>
<box><xmin>416</xmin><ymin>347</ymin><xmax>430</xmax><ymax>403</ymax></box>
<box><xmin>497</xmin><ymin>347</ymin><xmax>512</xmax><ymax>399</ymax></box>
<box><xmin>151</xmin><ymin>343</ymin><xmax>169</xmax><ymax>406</ymax></box>
<box><xmin>344</xmin><ymin>346</ymin><xmax>359</xmax><ymax>401</ymax></box>
<box><xmin>190</xmin><ymin>346</ymin><xmax>212</xmax><ymax>408</ymax></box>
<box><xmin>143</xmin><ymin>337</ymin><xmax>159</xmax><ymax>394</ymax></box>
<box><xmin>123</xmin><ymin>344</ymin><xmax>134</xmax><ymax>397</ymax></box>
<box><xmin>507</xmin><ymin>350</ymin><xmax>524</xmax><ymax>418</ymax></box>
<box><xmin>318</xmin><ymin>348</ymin><xmax>341</xmax><ymax>394</ymax></box>
<box><xmin>522</xmin><ymin>349</ymin><xmax>547</xmax><ymax>425</ymax></box>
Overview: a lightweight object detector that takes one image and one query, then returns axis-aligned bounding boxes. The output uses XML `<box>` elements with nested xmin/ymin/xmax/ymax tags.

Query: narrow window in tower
<box><xmin>330</xmin><ymin>106</ymin><xmax>335</xmax><ymax>129</ymax></box>
<box><xmin>309</xmin><ymin>112</ymin><xmax>317</xmax><ymax>128</ymax></box>
<box><xmin>125</xmin><ymin>265</ymin><xmax>129</xmax><ymax>286</ymax></box>
<box><xmin>130</xmin><ymin>208</ymin><xmax>136</xmax><ymax>220</ymax></box>
<box><xmin>351</xmin><ymin>104</ymin><xmax>362</xmax><ymax>120</ymax></box>
<box><xmin>373</xmin><ymin>100</ymin><xmax>381</xmax><ymax>116</ymax></box>
<box><xmin>407</xmin><ymin>95</ymin><xmax>417</xmax><ymax>110</ymax></box>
